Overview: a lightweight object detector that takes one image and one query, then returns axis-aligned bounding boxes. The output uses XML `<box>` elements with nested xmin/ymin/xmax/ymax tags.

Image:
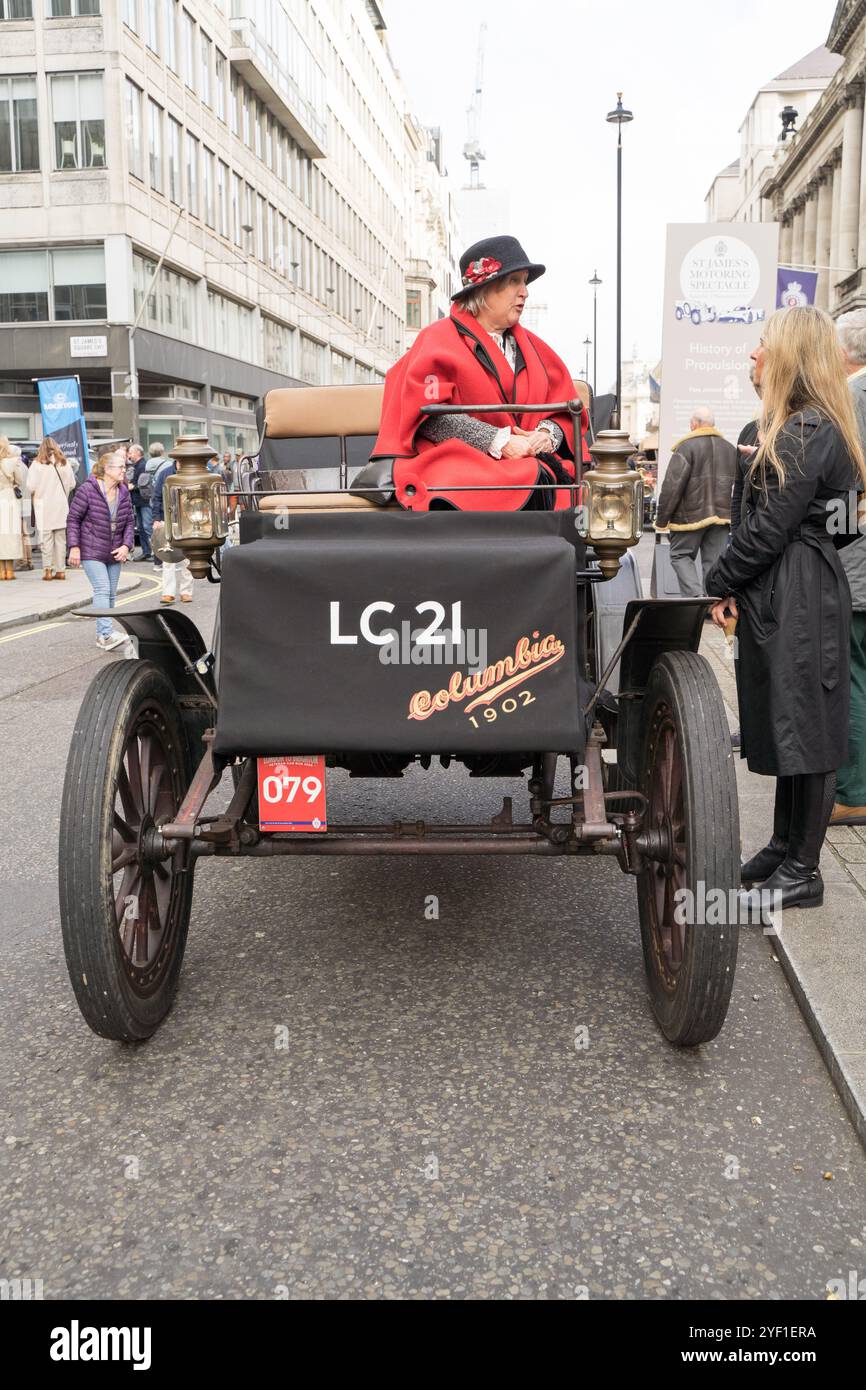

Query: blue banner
<box><xmin>35</xmin><ymin>375</ymin><xmax>90</xmax><ymax>477</ymax></box>
<box><xmin>776</xmin><ymin>268</ymin><xmax>818</xmax><ymax>309</ymax></box>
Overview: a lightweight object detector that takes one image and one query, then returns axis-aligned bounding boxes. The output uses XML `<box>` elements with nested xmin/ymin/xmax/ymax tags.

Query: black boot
<box><xmin>741</xmin><ymin>772</ymin><xmax>834</xmax><ymax>912</ymax></box>
<box><xmin>740</xmin><ymin>777</ymin><xmax>792</xmax><ymax>884</ymax></box>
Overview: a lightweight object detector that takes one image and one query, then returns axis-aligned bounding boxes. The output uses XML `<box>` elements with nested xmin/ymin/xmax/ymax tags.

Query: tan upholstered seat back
<box><xmin>264</xmin><ymin>384</ymin><xmax>384</xmax><ymax>440</ymax></box>
<box><xmin>571</xmin><ymin>379</ymin><xmax>591</xmax><ymax>409</ymax></box>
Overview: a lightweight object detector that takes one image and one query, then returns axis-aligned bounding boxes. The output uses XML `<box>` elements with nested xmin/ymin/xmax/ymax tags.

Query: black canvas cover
<box><xmin>214</xmin><ymin>511</ymin><xmax>584</xmax><ymax>757</ymax></box>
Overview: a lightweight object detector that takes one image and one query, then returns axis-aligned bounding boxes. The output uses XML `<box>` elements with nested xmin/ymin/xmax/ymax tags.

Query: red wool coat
<box><xmin>372</xmin><ymin>306</ymin><xmax>589</xmax><ymax>511</ymax></box>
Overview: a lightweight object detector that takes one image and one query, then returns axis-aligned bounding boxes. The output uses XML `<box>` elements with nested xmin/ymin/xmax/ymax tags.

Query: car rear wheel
<box><xmin>59</xmin><ymin>661</ymin><xmax>195</xmax><ymax>1041</ymax></box>
<box><xmin>635</xmin><ymin>651</ymin><xmax>740</xmax><ymax>1046</ymax></box>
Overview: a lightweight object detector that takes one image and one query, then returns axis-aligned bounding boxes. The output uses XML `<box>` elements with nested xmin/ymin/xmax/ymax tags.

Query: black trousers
<box><xmin>773</xmin><ymin>772</ymin><xmax>836</xmax><ymax>868</ymax></box>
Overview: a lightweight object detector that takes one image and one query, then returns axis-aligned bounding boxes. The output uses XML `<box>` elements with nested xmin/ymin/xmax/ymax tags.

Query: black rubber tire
<box><xmin>59</xmin><ymin>660</ymin><xmax>194</xmax><ymax>1041</ymax></box>
<box><xmin>636</xmin><ymin>651</ymin><xmax>740</xmax><ymax>1046</ymax></box>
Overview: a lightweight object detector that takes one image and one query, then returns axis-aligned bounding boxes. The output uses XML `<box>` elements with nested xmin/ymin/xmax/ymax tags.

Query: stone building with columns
<box><xmin>763</xmin><ymin>1</ymin><xmax>866</xmax><ymax>313</ymax></box>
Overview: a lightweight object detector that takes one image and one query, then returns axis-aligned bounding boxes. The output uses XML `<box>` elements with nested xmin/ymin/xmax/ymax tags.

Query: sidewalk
<box><xmin>700</xmin><ymin>622</ymin><xmax>866</xmax><ymax>1150</ymax></box>
<box><xmin>0</xmin><ymin>562</ymin><xmax>149</xmax><ymax>634</ymax></box>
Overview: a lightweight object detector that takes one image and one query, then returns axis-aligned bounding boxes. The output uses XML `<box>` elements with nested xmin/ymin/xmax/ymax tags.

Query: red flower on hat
<box><xmin>463</xmin><ymin>256</ymin><xmax>502</xmax><ymax>286</ymax></box>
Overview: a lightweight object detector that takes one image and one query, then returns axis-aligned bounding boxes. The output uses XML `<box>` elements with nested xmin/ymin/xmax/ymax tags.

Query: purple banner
<box><xmin>776</xmin><ymin>268</ymin><xmax>818</xmax><ymax>309</ymax></box>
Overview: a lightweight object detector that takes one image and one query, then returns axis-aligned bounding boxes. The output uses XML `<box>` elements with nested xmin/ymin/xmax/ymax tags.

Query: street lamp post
<box><xmin>606</xmin><ymin>93</ymin><xmax>633</xmax><ymax>428</ymax></box>
<box><xmin>589</xmin><ymin>269</ymin><xmax>602</xmax><ymax>396</ymax></box>
<box><xmin>582</xmin><ymin>335</ymin><xmax>592</xmax><ymax>382</ymax></box>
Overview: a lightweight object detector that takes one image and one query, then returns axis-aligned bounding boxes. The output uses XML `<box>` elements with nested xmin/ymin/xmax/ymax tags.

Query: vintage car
<box><xmin>673</xmin><ymin>301</ymin><xmax>717</xmax><ymax>325</ymax></box>
<box><xmin>59</xmin><ymin>383</ymin><xmax>740</xmax><ymax>1047</ymax></box>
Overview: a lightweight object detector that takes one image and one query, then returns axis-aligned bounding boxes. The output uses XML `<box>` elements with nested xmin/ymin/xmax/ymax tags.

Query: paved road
<box><xmin>1</xmin><ymin>568</ymin><xmax>865</xmax><ymax>1300</ymax></box>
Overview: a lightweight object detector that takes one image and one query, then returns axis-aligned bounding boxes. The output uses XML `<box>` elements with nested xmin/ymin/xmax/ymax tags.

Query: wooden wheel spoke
<box><xmin>116</xmin><ymin>763</ymin><xmax>140</xmax><ymax>828</ymax></box>
<box><xmin>126</xmin><ymin>734</ymin><xmax>143</xmax><ymax>805</ymax></box>
<box><xmin>113</xmin><ymin>810</ymin><xmax>135</xmax><ymax>843</ymax></box>
<box><xmin>133</xmin><ymin>879</ymin><xmax>151</xmax><ymax>965</ymax></box>
<box><xmin>139</xmin><ymin>733</ymin><xmax>154</xmax><ymax>812</ymax></box>
<box><xmin>147</xmin><ymin>762</ymin><xmax>166</xmax><ymax>815</ymax></box>
<box><xmin>116</xmin><ymin>868</ymin><xmax>141</xmax><ymax>949</ymax></box>
<box><xmin>112</xmin><ymin>843</ymin><xmax>138</xmax><ymax>873</ymax></box>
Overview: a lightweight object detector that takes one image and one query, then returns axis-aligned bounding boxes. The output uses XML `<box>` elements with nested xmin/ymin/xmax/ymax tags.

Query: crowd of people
<box><xmin>0</xmin><ymin>434</ymin><xmax>235</xmax><ymax>649</ymax></box>
<box><xmin>656</xmin><ymin>303</ymin><xmax>866</xmax><ymax>913</ymax></box>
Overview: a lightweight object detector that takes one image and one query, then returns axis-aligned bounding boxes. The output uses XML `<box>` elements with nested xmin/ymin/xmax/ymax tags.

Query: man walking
<box><xmin>128</xmin><ymin>443</ymin><xmax>152</xmax><ymax>560</ymax></box>
<box><xmin>832</xmin><ymin>311</ymin><xmax>866</xmax><ymax>824</ymax></box>
<box><xmin>655</xmin><ymin>406</ymin><xmax>738</xmax><ymax>597</ymax></box>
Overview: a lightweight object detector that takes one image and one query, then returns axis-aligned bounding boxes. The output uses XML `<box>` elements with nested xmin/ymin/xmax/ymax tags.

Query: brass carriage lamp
<box><xmin>578</xmin><ymin>426</ymin><xmax>643</xmax><ymax>578</ymax></box>
<box><xmin>163</xmin><ymin>435</ymin><xmax>228</xmax><ymax>578</ymax></box>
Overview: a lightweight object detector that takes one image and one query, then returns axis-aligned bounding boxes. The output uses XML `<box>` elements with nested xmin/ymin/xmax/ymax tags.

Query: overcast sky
<box><xmin>384</xmin><ymin>0</ymin><xmax>832</xmax><ymax>386</ymax></box>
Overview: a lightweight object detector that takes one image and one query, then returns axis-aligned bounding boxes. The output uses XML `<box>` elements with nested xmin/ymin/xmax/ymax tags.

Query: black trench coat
<box><xmin>704</xmin><ymin>409</ymin><xmax>856</xmax><ymax>777</ymax></box>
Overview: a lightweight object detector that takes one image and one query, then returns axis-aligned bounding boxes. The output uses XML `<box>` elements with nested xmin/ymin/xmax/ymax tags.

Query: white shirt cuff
<box><xmin>489</xmin><ymin>426</ymin><xmax>511</xmax><ymax>459</ymax></box>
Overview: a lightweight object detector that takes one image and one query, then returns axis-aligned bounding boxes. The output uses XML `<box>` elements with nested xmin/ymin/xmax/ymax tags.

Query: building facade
<box><xmin>761</xmin><ymin>2</ymin><xmax>866</xmax><ymax>314</ymax></box>
<box><xmin>403</xmin><ymin>117</ymin><xmax>459</xmax><ymax>349</ymax></box>
<box><xmin>0</xmin><ymin>0</ymin><xmax>458</xmax><ymax>450</ymax></box>
<box><xmin>705</xmin><ymin>46</ymin><xmax>842</xmax><ymax>226</ymax></box>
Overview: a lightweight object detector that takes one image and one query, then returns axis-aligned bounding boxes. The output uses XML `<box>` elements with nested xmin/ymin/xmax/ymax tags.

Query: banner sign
<box><xmin>776</xmin><ymin>267</ymin><xmax>818</xmax><ymax>308</ymax></box>
<box><xmin>658</xmin><ymin>223</ymin><xmax>779</xmax><ymax>485</ymax></box>
<box><xmin>35</xmin><ymin>375</ymin><xmax>90</xmax><ymax>477</ymax></box>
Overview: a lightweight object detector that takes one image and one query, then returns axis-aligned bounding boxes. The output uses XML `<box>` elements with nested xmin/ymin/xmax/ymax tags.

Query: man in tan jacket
<box><xmin>655</xmin><ymin>406</ymin><xmax>738</xmax><ymax>598</ymax></box>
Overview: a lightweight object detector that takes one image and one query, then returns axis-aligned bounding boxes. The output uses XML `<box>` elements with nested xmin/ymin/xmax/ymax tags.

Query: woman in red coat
<box><xmin>367</xmin><ymin>236</ymin><xmax>589</xmax><ymax>512</ymax></box>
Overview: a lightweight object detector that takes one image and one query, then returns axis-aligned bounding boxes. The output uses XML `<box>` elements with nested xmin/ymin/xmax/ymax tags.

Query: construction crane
<box><xmin>463</xmin><ymin>22</ymin><xmax>487</xmax><ymax>189</ymax></box>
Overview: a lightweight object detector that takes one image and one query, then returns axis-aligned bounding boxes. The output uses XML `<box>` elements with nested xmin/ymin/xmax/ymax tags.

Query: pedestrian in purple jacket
<box><xmin>67</xmin><ymin>451</ymin><xmax>134</xmax><ymax>651</ymax></box>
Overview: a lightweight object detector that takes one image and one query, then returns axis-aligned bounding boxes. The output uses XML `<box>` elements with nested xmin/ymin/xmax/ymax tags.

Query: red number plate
<box><xmin>256</xmin><ymin>755</ymin><xmax>327</xmax><ymax>833</ymax></box>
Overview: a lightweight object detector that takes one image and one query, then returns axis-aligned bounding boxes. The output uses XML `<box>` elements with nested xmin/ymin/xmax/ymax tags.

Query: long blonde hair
<box><xmin>755</xmin><ymin>305</ymin><xmax>866</xmax><ymax>491</ymax></box>
<box><xmin>36</xmin><ymin>436</ymin><xmax>65</xmax><ymax>467</ymax></box>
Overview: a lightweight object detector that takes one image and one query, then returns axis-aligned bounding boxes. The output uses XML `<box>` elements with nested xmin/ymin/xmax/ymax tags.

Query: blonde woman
<box><xmin>0</xmin><ymin>438</ymin><xmax>27</xmax><ymax>580</ymax></box>
<box><xmin>26</xmin><ymin>437</ymin><xmax>76</xmax><ymax>580</ymax></box>
<box><xmin>707</xmin><ymin>306</ymin><xmax>866</xmax><ymax>910</ymax></box>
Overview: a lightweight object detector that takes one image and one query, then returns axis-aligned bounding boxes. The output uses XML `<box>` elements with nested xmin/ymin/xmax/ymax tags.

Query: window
<box><xmin>49</xmin><ymin>1</ymin><xmax>101</xmax><ymax>14</ymax></box>
<box><xmin>217</xmin><ymin>159</ymin><xmax>228</xmax><ymax>237</ymax></box>
<box><xmin>0</xmin><ymin>75</ymin><xmax>39</xmax><ymax>172</ymax></box>
<box><xmin>125</xmin><ymin>78</ymin><xmax>142</xmax><ymax>180</ymax></box>
<box><xmin>268</xmin><ymin>204</ymin><xmax>277</xmax><ymax>270</ymax></box>
<box><xmin>207</xmin><ymin>289</ymin><xmax>253</xmax><ymax>362</ymax></box>
<box><xmin>133</xmin><ymin>253</ymin><xmax>194</xmax><ymax>335</ymax></box>
<box><xmin>203</xmin><ymin>146</ymin><xmax>215</xmax><ymax>227</ymax></box>
<box><xmin>52</xmin><ymin>246</ymin><xmax>106</xmax><ymax>319</ymax></box>
<box><xmin>256</xmin><ymin>193</ymin><xmax>266</xmax><ymax>261</ymax></box>
<box><xmin>252</xmin><ymin>97</ymin><xmax>261</xmax><ymax>159</ymax></box>
<box><xmin>122</xmin><ymin>0</ymin><xmax>137</xmax><ymax>30</ymax></box>
<box><xmin>200</xmin><ymin>31</ymin><xmax>211</xmax><ymax>106</ymax></box>
<box><xmin>168</xmin><ymin>115</ymin><xmax>182</xmax><ymax>202</ymax></box>
<box><xmin>163</xmin><ymin>0</ymin><xmax>177</xmax><ymax>72</ymax></box>
<box><xmin>229</xmin><ymin>70</ymin><xmax>238</xmax><ymax>136</ymax></box>
<box><xmin>148</xmin><ymin>98</ymin><xmax>163</xmax><ymax>192</ymax></box>
<box><xmin>299</xmin><ymin>333</ymin><xmax>324</xmax><ymax>385</ymax></box>
<box><xmin>406</xmin><ymin>289</ymin><xmax>421</xmax><ymax>330</ymax></box>
<box><xmin>244</xmin><ymin>182</ymin><xmax>254</xmax><ymax>244</ymax></box>
<box><xmin>0</xmin><ymin>250</ymin><xmax>48</xmax><ymax>320</ymax></box>
<box><xmin>1</xmin><ymin>1</ymin><xmax>33</xmax><ymax>16</ymax></box>
<box><xmin>263</xmin><ymin>317</ymin><xmax>294</xmax><ymax>376</ymax></box>
<box><xmin>52</xmin><ymin>72</ymin><xmax>105</xmax><ymax>169</ymax></box>
<box><xmin>185</xmin><ymin>131</ymin><xmax>198</xmax><ymax>216</ymax></box>
<box><xmin>0</xmin><ymin>246</ymin><xmax>105</xmax><ymax>322</ymax></box>
<box><xmin>144</xmin><ymin>0</ymin><xmax>158</xmax><ymax>52</ymax></box>
<box><xmin>231</xmin><ymin>171</ymin><xmax>241</xmax><ymax>245</ymax></box>
<box><xmin>215</xmin><ymin>50</ymin><xmax>226</xmax><ymax>121</ymax></box>
<box><xmin>241</xmin><ymin>83</ymin><xmax>249</xmax><ymax>146</ymax></box>
<box><xmin>182</xmin><ymin>8</ymin><xmax>194</xmax><ymax>88</ymax></box>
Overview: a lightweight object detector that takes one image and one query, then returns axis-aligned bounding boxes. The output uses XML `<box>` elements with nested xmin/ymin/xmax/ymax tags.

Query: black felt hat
<box><xmin>452</xmin><ymin>235</ymin><xmax>546</xmax><ymax>300</ymax></box>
